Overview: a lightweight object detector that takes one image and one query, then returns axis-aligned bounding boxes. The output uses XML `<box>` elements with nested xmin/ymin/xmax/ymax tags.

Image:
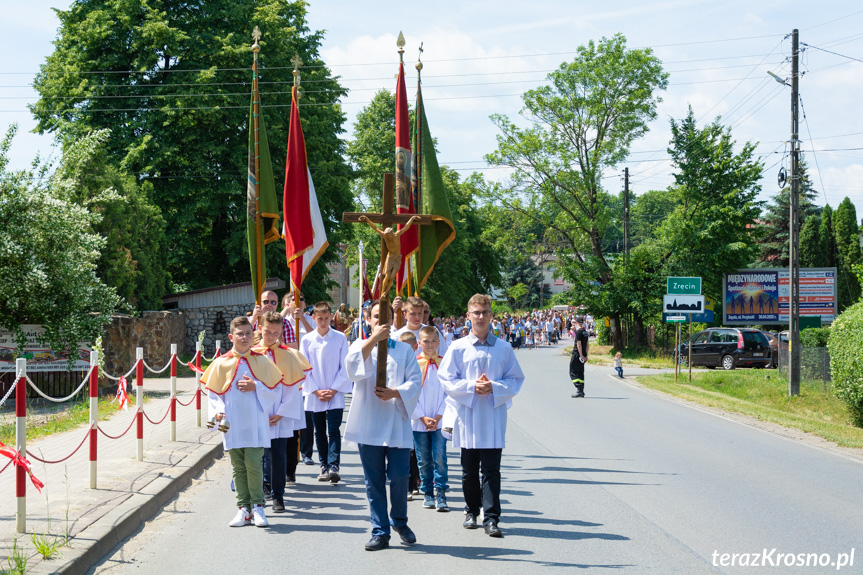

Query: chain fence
<box><xmin>777</xmin><ymin>342</ymin><xmax>831</xmax><ymax>389</ymax></box>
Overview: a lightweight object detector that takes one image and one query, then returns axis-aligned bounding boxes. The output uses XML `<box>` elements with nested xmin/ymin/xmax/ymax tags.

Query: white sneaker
<box><xmin>252</xmin><ymin>504</ymin><xmax>269</xmax><ymax>527</ymax></box>
<box><xmin>229</xmin><ymin>507</ymin><xmax>250</xmax><ymax>527</ymax></box>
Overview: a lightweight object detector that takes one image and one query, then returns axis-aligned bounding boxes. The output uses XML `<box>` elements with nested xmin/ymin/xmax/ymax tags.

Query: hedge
<box><xmin>800</xmin><ymin>327</ymin><xmax>830</xmax><ymax>348</ymax></box>
<box><xmin>828</xmin><ymin>301</ymin><xmax>863</xmax><ymax>426</ymax></box>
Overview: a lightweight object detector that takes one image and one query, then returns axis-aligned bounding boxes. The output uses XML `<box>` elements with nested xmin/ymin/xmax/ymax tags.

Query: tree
<box><xmin>418</xmin><ymin>171</ymin><xmax>500</xmax><ymax>314</ymax></box>
<box><xmin>30</xmin><ymin>0</ymin><xmax>352</xmax><ymax>297</ymax></box>
<box><xmin>834</xmin><ymin>197</ymin><xmax>862</xmax><ymax>309</ymax></box>
<box><xmin>485</xmin><ymin>34</ymin><xmax>669</xmax><ymax>349</ymax></box>
<box><xmin>798</xmin><ymin>214</ymin><xmax>823</xmax><ymax>268</ymax></box>
<box><xmin>657</xmin><ymin>109</ymin><xmax>763</xmax><ymax>309</ymax></box>
<box><xmin>756</xmin><ymin>156</ymin><xmax>820</xmax><ymax>267</ymax></box>
<box><xmin>819</xmin><ymin>203</ymin><xmax>837</xmax><ymax>269</ymax></box>
<box><xmin>51</xmin><ymin>129</ymin><xmax>168</xmax><ymax>310</ymax></box>
<box><xmin>0</xmin><ymin>125</ymin><xmax>121</xmax><ymax>353</ymax></box>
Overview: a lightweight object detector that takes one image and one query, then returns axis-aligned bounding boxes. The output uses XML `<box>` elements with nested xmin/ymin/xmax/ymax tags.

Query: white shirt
<box><xmin>411</xmin><ymin>358</ymin><xmax>447</xmax><ymax>433</ymax></box>
<box><xmin>393</xmin><ymin>324</ymin><xmax>449</xmax><ymax>357</ymax></box>
<box><xmin>344</xmin><ymin>339</ymin><xmax>422</xmax><ymax>448</ymax></box>
<box><xmin>207</xmin><ymin>361</ymin><xmax>280</xmax><ymax>450</ymax></box>
<box><xmin>261</xmin><ymin>348</ymin><xmax>305</xmax><ymax>439</ymax></box>
<box><xmin>438</xmin><ymin>332</ymin><xmax>525</xmax><ymax>449</ymax></box>
<box><xmin>300</xmin><ymin>328</ymin><xmax>352</xmax><ymax>412</ymax></box>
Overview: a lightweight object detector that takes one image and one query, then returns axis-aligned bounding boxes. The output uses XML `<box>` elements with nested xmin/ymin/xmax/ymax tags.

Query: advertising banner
<box><xmin>723</xmin><ymin>268</ymin><xmax>837</xmax><ymax>325</ymax></box>
<box><xmin>0</xmin><ymin>325</ymin><xmax>91</xmax><ymax>373</ymax></box>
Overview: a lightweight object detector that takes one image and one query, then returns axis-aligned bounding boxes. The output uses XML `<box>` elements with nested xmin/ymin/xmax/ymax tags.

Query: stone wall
<box><xmin>101</xmin><ymin>311</ymin><xmax>186</xmax><ymax>385</ymax></box>
<box><xmin>184</xmin><ymin>304</ymin><xmax>249</xmax><ymax>357</ymax></box>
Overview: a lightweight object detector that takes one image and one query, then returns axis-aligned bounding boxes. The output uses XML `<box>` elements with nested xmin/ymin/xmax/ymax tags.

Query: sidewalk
<box><xmin>0</xmin><ymin>375</ymin><xmax>223</xmax><ymax>575</ymax></box>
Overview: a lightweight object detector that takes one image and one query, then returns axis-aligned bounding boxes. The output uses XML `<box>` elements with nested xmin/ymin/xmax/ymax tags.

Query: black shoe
<box><xmin>302</xmin><ymin>456</ymin><xmax>314</xmax><ymax>465</ymax></box>
<box><xmin>328</xmin><ymin>465</ymin><xmax>340</xmax><ymax>483</ymax></box>
<box><xmin>263</xmin><ymin>483</ymin><xmax>273</xmax><ymax>500</ymax></box>
<box><xmin>364</xmin><ymin>535</ymin><xmax>390</xmax><ymax>551</ymax></box>
<box><xmin>484</xmin><ymin>521</ymin><xmax>503</xmax><ymax>538</ymax></box>
<box><xmin>286</xmin><ymin>475</ymin><xmax>296</xmax><ymax>485</ymax></box>
<box><xmin>272</xmin><ymin>497</ymin><xmax>285</xmax><ymax>513</ymax></box>
<box><xmin>393</xmin><ymin>525</ymin><xmax>417</xmax><ymax>545</ymax></box>
<box><xmin>463</xmin><ymin>513</ymin><xmax>478</xmax><ymax>529</ymax></box>
<box><xmin>571</xmin><ymin>392</ymin><xmax>585</xmax><ymax>398</ymax></box>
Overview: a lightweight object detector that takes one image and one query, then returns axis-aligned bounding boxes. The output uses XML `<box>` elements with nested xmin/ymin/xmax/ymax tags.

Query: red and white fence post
<box><xmin>170</xmin><ymin>344</ymin><xmax>177</xmax><ymax>442</ymax></box>
<box><xmin>136</xmin><ymin>347</ymin><xmax>144</xmax><ymax>461</ymax></box>
<box><xmin>89</xmin><ymin>351</ymin><xmax>99</xmax><ymax>488</ymax></box>
<box><xmin>195</xmin><ymin>342</ymin><xmax>202</xmax><ymax>427</ymax></box>
<box><xmin>215</xmin><ymin>340</ymin><xmax>222</xmax><ymax>358</ymax></box>
<box><xmin>15</xmin><ymin>358</ymin><xmax>26</xmax><ymax>533</ymax></box>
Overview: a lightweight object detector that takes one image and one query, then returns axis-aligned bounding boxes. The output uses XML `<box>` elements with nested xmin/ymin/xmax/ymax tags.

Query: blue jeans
<box><xmin>312</xmin><ymin>408</ymin><xmax>343</xmax><ymax>468</ymax></box>
<box><xmin>615</xmin><ymin>366</ymin><xmax>623</xmax><ymax>377</ymax></box>
<box><xmin>357</xmin><ymin>444</ymin><xmax>410</xmax><ymax>537</ymax></box>
<box><xmin>413</xmin><ymin>430</ymin><xmax>448</xmax><ymax>495</ymax></box>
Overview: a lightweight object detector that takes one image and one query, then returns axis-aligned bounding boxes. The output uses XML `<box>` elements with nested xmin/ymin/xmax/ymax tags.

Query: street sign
<box><xmin>663</xmin><ymin>294</ymin><xmax>706</xmax><ymax>314</ymax></box>
<box><xmin>667</xmin><ymin>277</ymin><xmax>701</xmax><ymax>295</ymax></box>
<box><xmin>665</xmin><ymin>315</ymin><xmax>687</xmax><ymax>323</ymax></box>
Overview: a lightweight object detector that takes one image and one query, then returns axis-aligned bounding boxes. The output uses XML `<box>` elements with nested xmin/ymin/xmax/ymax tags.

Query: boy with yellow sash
<box><xmin>202</xmin><ymin>316</ymin><xmax>284</xmax><ymax>528</ymax></box>
<box><xmin>254</xmin><ymin>311</ymin><xmax>310</xmax><ymax>513</ymax></box>
<box><xmin>412</xmin><ymin>326</ymin><xmax>449</xmax><ymax>512</ymax></box>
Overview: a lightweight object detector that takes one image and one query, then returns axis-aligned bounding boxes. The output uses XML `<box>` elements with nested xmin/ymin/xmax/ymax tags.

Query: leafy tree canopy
<box><xmin>31</xmin><ymin>0</ymin><xmax>353</xmax><ymax>300</ymax></box>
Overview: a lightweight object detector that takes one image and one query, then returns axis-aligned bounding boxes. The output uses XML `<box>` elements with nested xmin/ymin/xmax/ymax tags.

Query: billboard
<box><xmin>723</xmin><ymin>268</ymin><xmax>837</xmax><ymax>325</ymax></box>
<box><xmin>0</xmin><ymin>325</ymin><xmax>91</xmax><ymax>373</ymax></box>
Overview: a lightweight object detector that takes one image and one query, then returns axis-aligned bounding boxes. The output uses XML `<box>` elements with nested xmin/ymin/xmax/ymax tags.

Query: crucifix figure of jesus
<box><xmin>343</xmin><ymin>173</ymin><xmax>439</xmax><ymax>386</ymax></box>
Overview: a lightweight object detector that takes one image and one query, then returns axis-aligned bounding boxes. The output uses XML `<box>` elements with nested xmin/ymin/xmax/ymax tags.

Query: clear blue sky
<box><xmin>3</xmin><ymin>1</ymin><xmax>863</xmax><ymax>211</ymax></box>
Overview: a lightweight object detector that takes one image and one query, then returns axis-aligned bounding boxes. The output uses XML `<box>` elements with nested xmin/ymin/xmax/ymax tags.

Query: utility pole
<box><xmin>623</xmin><ymin>167</ymin><xmax>630</xmax><ymax>258</ymax></box>
<box><xmin>789</xmin><ymin>28</ymin><xmax>801</xmax><ymax>396</ymax></box>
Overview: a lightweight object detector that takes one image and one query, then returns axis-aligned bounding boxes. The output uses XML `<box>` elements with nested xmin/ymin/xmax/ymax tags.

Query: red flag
<box><xmin>371</xmin><ymin>261</ymin><xmax>382</xmax><ymax>300</ymax></box>
<box><xmin>395</xmin><ymin>60</ymin><xmax>418</xmax><ymax>293</ymax></box>
<box><xmin>361</xmin><ymin>259</ymin><xmax>373</xmax><ymax>303</ymax></box>
<box><xmin>283</xmin><ymin>85</ymin><xmax>328</xmax><ymax>293</ymax></box>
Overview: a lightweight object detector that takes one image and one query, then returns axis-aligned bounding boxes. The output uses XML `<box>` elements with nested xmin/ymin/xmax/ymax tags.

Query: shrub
<box><xmin>800</xmin><ymin>327</ymin><xmax>830</xmax><ymax>348</ymax></box>
<box><xmin>828</xmin><ymin>301</ymin><xmax>863</xmax><ymax>426</ymax></box>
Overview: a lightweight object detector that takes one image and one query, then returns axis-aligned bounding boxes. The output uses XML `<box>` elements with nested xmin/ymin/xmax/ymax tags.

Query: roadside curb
<box><xmin>28</xmin><ymin>438</ymin><xmax>224</xmax><ymax>575</ymax></box>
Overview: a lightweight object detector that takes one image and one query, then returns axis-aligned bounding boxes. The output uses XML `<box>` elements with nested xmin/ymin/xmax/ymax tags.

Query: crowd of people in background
<box><xmin>345</xmin><ymin>307</ymin><xmax>596</xmax><ymax>351</ymax></box>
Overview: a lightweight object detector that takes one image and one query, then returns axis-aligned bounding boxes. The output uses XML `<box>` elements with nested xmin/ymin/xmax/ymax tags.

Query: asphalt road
<box><xmin>89</xmin><ymin>345</ymin><xmax>863</xmax><ymax>574</ymax></box>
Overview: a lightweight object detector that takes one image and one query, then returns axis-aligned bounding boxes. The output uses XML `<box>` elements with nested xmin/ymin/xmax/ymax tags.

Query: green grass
<box><xmin>0</xmin><ymin>392</ymin><xmax>156</xmax><ymax>446</ymax></box>
<box><xmin>637</xmin><ymin>370</ymin><xmax>863</xmax><ymax>449</ymax></box>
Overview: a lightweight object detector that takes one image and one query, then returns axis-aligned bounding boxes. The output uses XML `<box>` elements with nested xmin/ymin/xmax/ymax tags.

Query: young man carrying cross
<box><xmin>345</xmin><ymin>299</ymin><xmax>422</xmax><ymax>551</ymax></box>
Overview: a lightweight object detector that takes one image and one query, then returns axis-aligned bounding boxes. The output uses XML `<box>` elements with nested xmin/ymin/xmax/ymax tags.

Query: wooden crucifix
<box><xmin>343</xmin><ymin>173</ymin><xmax>440</xmax><ymax>386</ymax></box>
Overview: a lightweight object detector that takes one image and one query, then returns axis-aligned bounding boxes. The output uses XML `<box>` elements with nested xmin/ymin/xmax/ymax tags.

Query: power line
<box><xmin>798</xmin><ymin>94</ymin><xmax>829</xmax><ymax>206</ymax></box>
<box><xmin>800</xmin><ymin>42</ymin><xmax>863</xmax><ymax>64</ymax></box>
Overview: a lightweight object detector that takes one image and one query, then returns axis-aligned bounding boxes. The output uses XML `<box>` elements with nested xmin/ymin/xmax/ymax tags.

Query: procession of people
<box><xmin>203</xmin><ymin>291</ymin><xmax>531</xmax><ymax>550</ymax></box>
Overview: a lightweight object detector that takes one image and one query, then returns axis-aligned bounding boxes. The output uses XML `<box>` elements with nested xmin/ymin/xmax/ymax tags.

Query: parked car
<box><xmin>678</xmin><ymin>328</ymin><xmax>772</xmax><ymax>370</ymax></box>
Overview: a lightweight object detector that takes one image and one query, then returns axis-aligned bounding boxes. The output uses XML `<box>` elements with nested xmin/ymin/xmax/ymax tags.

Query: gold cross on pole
<box><xmin>343</xmin><ymin>173</ymin><xmax>440</xmax><ymax>386</ymax></box>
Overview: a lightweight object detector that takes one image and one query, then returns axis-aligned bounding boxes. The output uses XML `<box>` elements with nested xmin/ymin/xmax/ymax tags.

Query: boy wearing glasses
<box><xmin>438</xmin><ymin>294</ymin><xmax>524</xmax><ymax>538</ymax></box>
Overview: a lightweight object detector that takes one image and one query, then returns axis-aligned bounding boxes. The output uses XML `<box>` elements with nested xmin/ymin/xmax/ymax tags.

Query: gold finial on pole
<box><xmin>291</xmin><ymin>54</ymin><xmax>303</xmax><ymax>87</ymax></box>
<box><xmin>251</xmin><ymin>26</ymin><xmax>261</xmax><ymax>53</ymax></box>
<box><xmin>416</xmin><ymin>42</ymin><xmax>423</xmax><ymax>75</ymax></box>
<box><xmin>397</xmin><ymin>31</ymin><xmax>405</xmax><ymax>63</ymax></box>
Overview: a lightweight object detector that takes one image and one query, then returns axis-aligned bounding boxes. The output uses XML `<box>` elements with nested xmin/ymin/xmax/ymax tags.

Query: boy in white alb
<box><xmin>345</xmin><ymin>300</ymin><xmax>422</xmax><ymax>551</ymax></box>
<box><xmin>412</xmin><ymin>326</ymin><xmax>449</xmax><ymax>512</ymax></box>
<box><xmin>439</xmin><ymin>294</ymin><xmax>525</xmax><ymax>538</ymax></box>
<box><xmin>300</xmin><ymin>302</ymin><xmax>351</xmax><ymax>483</ymax></box>
<box><xmin>254</xmin><ymin>311</ymin><xmax>311</xmax><ymax>513</ymax></box>
<box><xmin>393</xmin><ymin>296</ymin><xmax>449</xmax><ymax>356</ymax></box>
<box><xmin>202</xmin><ymin>317</ymin><xmax>284</xmax><ymax>528</ymax></box>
